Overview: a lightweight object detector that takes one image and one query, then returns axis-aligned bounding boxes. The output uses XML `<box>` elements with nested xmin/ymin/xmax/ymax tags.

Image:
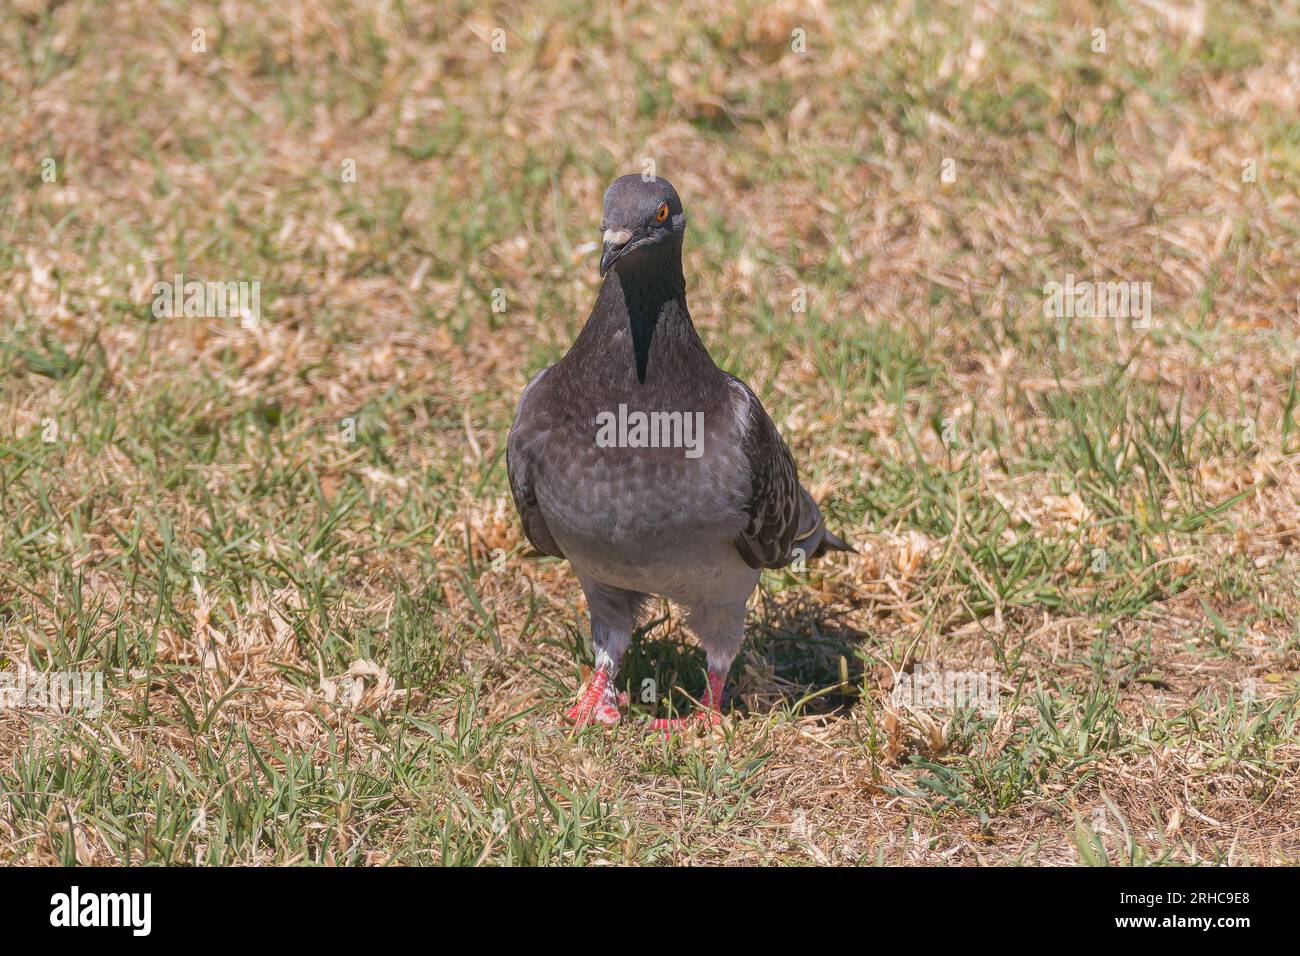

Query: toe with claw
<box><xmin>647</xmin><ymin>671</ymin><xmax>727</xmax><ymax>737</ymax></box>
<box><xmin>563</xmin><ymin>667</ymin><xmax>621</xmax><ymax>727</ymax></box>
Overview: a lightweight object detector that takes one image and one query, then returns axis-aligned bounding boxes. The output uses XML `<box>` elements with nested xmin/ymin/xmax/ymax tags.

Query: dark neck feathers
<box><xmin>563</xmin><ymin>250</ymin><xmax>716</xmax><ymax>392</ymax></box>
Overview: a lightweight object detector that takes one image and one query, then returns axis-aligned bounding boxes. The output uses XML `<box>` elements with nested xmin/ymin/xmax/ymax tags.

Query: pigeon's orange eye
<box><xmin>655</xmin><ymin>203</ymin><xmax>669</xmax><ymax>223</ymax></box>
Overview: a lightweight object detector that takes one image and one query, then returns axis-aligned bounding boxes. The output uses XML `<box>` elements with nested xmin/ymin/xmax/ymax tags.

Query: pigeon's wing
<box><xmin>506</xmin><ymin>367</ymin><xmax>565</xmax><ymax>559</ymax></box>
<box><xmin>729</xmin><ymin>378</ymin><xmax>852</xmax><ymax>570</ymax></box>
<box><xmin>729</xmin><ymin>378</ymin><xmax>803</xmax><ymax>570</ymax></box>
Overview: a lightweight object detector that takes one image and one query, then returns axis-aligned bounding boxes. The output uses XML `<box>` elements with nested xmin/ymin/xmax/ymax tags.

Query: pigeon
<box><xmin>507</xmin><ymin>174</ymin><xmax>852</xmax><ymax>732</ymax></box>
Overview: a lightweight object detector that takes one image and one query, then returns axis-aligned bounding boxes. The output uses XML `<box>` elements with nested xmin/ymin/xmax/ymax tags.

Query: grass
<box><xmin>1</xmin><ymin>0</ymin><xmax>1299</xmax><ymax>865</ymax></box>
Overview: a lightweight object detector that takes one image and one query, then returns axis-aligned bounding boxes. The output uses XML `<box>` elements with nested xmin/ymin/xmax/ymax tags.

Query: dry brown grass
<box><xmin>1</xmin><ymin>0</ymin><xmax>1298</xmax><ymax>865</ymax></box>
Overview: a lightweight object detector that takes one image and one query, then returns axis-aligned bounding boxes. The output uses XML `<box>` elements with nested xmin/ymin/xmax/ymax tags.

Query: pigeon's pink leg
<box><xmin>648</xmin><ymin>670</ymin><xmax>726</xmax><ymax>734</ymax></box>
<box><xmin>564</xmin><ymin>667</ymin><xmax>621</xmax><ymax>727</ymax></box>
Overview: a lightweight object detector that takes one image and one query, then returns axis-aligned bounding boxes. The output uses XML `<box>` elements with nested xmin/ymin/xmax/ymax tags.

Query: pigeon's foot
<box><xmin>564</xmin><ymin>667</ymin><xmax>621</xmax><ymax>727</ymax></box>
<box><xmin>647</xmin><ymin>671</ymin><xmax>726</xmax><ymax>736</ymax></box>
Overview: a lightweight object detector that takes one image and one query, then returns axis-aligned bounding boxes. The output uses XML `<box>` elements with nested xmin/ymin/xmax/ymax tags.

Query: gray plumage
<box><xmin>507</xmin><ymin>174</ymin><xmax>852</xmax><ymax>727</ymax></box>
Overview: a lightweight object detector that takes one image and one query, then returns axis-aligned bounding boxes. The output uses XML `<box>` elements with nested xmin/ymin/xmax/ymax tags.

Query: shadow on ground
<box><xmin>610</xmin><ymin>590</ymin><xmax>875</xmax><ymax>722</ymax></box>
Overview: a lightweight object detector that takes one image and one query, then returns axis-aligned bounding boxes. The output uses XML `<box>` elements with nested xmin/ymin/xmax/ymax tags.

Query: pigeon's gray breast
<box><xmin>513</xmin><ymin>368</ymin><xmax>759</xmax><ymax>604</ymax></box>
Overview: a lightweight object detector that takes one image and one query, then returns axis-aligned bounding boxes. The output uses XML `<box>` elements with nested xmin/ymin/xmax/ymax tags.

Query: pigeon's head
<box><xmin>598</xmin><ymin>174</ymin><xmax>686</xmax><ymax>277</ymax></box>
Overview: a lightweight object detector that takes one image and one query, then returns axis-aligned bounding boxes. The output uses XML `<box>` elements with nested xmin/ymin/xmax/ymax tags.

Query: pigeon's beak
<box><xmin>599</xmin><ymin>228</ymin><xmax>633</xmax><ymax>277</ymax></box>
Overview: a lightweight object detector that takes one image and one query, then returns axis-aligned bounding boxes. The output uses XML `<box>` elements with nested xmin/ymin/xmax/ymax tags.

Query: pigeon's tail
<box><xmin>813</xmin><ymin>526</ymin><xmax>856</xmax><ymax>558</ymax></box>
<box><xmin>791</xmin><ymin>486</ymin><xmax>856</xmax><ymax>563</ymax></box>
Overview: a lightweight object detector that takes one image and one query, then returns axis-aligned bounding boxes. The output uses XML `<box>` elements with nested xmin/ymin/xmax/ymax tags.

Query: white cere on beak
<box><xmin>603</xmin><ymin>228</ymin><xmax>632</xmax><ymax>245</ymax></box>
